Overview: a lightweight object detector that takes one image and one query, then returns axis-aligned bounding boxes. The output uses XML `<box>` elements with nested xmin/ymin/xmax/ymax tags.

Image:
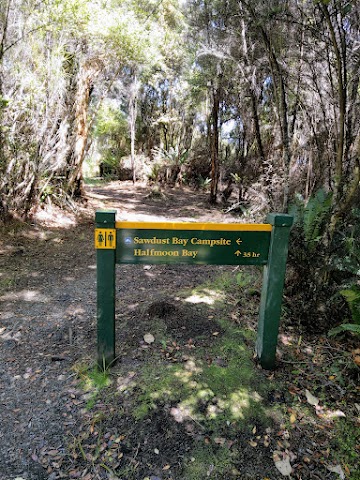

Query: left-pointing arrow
<box><xmin>236</xmin><ymin>238</ymin><xmax>242</xmax><ymax>245</ymax></box>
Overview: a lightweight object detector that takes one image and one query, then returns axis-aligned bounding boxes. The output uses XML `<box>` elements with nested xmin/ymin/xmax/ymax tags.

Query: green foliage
<box><xmin>325</xmin><ymin>209</ymin><xmax>360</xmax><ymax>336</ymax></box>
<box><xmin>129</xmin><ymin>298</ymin><xmax>271</xmax><ymax>428</ymax></box>
<box><xmin>152</xmin><ymin>146</ymin><xmax>188</xmax><ymax>165</ymax></box>
<box><xmin>74</xmin><ymin>363</ymin><xmax>112</xmax><ymax>410</ymax></box>
<box><xmin>331</xmin><ymin>420</ymin><xmax>360</xmax><ymax>478</ymax></box>
<box><xmin>286</xmin><ymin>190</ymin><xmax>345</xmax><ymax>331</ymax></box>
<box><xmin>303</xmin><ymin>189</ymin><xmax>332</xmax><ymax>245</ymax></box>
<box><xmin>236</xmin><ymin>271</ymin><xmax>253</xmax><ymax>288</ymax></box>
<box><xmin>331</xmin><ymin>208</ymin><xmax>360</xmax><ymax>277</ymax></box>
<box><xmin>342</xmin><ymin>2</ymin><xmax>353</xmax><ymax>16</ymax></box>
<box><xmin>0</xmin><ymin>96</ymin><xmax>9</xmax><ymax>109</ymax></box>
<box><xmin>183</xmin><ymin>443</ymin><xmax>233</xmax><ymax>480</ymax></box>
<box><xmin>94</xmin><ymin>103</ymin><xmax>129</xmax><ymax>170</ymax></box>
<box><xmin>340</xmin><ymin>286</ymin><xmax>360</xmax><ymax>324</ymax></box>
<box><xmin>0</xmin><ymin>276</ymin><xmax>16</xmax><ymax>291</ymax></box>
<box><xmin>328</xmin><ymin>323</ymin><xmax>360</xmax><ymax>337</ymax></box>
<box><xmin>83</xmin><ymin>177</ymin><xmax>103</xmax><ymax>186</ymax></box>
<box><xmin>197</xmin><ymin>175</ymin><xmax>211</xmax><ymax>190</ymax></box>
<box><xmin>148</xmin><ymin>162</ymin><xmax>162</xmax><ymax>181</ymax></box>
<box><xmin>95</xmin><ymin>104</ymin><xmax>128</xmax><ymax>139</ymax></box>
<box><xmin>289</xmin><ymin>189</ymin><xmax>332</xmax><ymax>251</ymax></box>
<box><xmin>40</xmin><ymin>184</ymin><xmax>54</xmax><ymax>203</ymax></box>
<box><xmin>230</xmin><ymin>173</ymin><xmax>242</xmax><ymax>184</ymax></box>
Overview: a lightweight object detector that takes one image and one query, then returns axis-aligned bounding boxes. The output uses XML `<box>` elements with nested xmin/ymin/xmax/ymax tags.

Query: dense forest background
<box><xmin>1</xmin><ymin>0</ymin><xmax>360</xmax><ymax>333</ymax></box>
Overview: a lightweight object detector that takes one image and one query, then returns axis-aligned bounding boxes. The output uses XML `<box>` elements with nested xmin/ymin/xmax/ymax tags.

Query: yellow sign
<box><xmin>95</xmin><ymin>229</ymin><xmax>116</xmax><ymax>249</ymax></box>
<box><xmin>115</xmin><ymin>221</ymin><xmax>272</xmax><ymax>232</ymax></box>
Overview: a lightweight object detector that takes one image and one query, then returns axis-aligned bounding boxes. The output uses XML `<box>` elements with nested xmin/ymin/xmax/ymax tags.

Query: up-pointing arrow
<box><xmin>236</xmin><ymin>238</ymin><xmax>242</xmax><ymax>245</ymax></box>
<box><xmin>234</xmin><ymin>250</ymin><xmax>242</xmax><ymax>256</ymax></box>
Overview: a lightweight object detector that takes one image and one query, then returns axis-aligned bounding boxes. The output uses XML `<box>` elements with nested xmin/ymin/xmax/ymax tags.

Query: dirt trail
<box><xmin>0</xmin><ymin>182</ymin><xmax>233</xmax><ymax>480</ymax></box>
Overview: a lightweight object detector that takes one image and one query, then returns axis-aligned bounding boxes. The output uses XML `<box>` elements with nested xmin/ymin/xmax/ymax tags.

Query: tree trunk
<box><xmin>66</xmin><ymin>59</ymin><xmax>101</xmax><ymax>197</ymax></box>
<box><xmin>209</xmin><ymin>82</ymin><xmax>221</xmax><ymax>205</ymax></box>
<box><xmin>320</xmin><ymin>4</ymin><xmax>349</xmax><ymax>242</ymax></box>
<box><xmin>0</xmin><ymin>0</ymin><xmax>11</xmax><ymax>221</ymax></box>
<box><xmin>129</xmin><ymin>72</ymin><xmax>139</xmax><ymax>184</ymax></box>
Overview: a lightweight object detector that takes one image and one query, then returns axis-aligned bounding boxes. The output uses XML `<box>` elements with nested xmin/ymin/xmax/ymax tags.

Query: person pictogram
<box><xmin>108</xmin><ymin>231</ymin><xmax>114</xmax><ymax>247</ymax></box>
<box><xmin>97</xmin><ymin>232</ymin><xmax>104</xmax><ymax>245</ymax></box>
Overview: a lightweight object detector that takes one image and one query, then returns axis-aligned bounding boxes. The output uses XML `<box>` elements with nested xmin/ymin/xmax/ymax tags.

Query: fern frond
<box><xmin>303</xmin><ymin>188</ymin><xmax>332</xmax><ymax>248</ymax></box>
<box><xmin>328</xmin><ymin>323</ymin><xmax>360</xmax><ymax>337</ymax></box>
<box><xmin>340</xmin><ymin>286</ymin><xmax>360</xmax><ymax>324</ymax></box>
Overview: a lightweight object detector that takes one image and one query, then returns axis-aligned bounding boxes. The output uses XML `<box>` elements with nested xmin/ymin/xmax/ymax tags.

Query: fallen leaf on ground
<box><xmin>305</xmin><ymin>389</ymin><xmax>319</xmax><ymax>406</ymax></box>
<box><xmin>274</xmin><ymin>455</ymin><xmax>293</xmax><ymax>476</ymax></box>
<box><xmin>144</xmin><ymin>333</ymin><xmax>155</xmax><ymax>344</ymax></box>
<box><xmin>214</xmin><ymin>437</ymin><xmax>226</xmax><ymax>445</ymax></box>
<box><xmin>47</xmin><ymin>450</ymin><xmax>60</xmax><ymax>456</ymax></box>
<box><xmin>353</xmin><ymin>355</ymin><xmax>360</xmax><ymax>367</ymax></box>
<box><xmin>326</xmin><ymin>464</ymin><xmax>345</xmax><ymax>479</ymax></box>
<box><xmin>319</xmin><ymin>409</ymin><xmax>346</xmax><ymax>420</ymax></box>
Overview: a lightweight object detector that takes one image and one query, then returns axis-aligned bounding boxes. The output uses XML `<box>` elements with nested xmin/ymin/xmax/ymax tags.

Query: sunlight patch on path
<box><xmin>0</xmin><ymin>289</ymin><xmax>50</xmax><ymax>303</ymax></box>
<box><xmin>184</xmin><ymin>289</ymin><xmax>225</xmax><ymax>305</ymax></box>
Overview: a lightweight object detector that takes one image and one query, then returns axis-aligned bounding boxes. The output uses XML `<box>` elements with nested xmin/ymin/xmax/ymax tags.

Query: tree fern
<box><xmin>303</xmin><ymin>189</ymin><xmax>332</xmax><ymax>248</ymax></box>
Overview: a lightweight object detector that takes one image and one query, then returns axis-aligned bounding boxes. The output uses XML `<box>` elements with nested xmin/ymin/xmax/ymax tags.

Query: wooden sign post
<box><xmin>95</xmin><ymin>210</ymin><xmax>293</xmax><ymax>369</ymax></box>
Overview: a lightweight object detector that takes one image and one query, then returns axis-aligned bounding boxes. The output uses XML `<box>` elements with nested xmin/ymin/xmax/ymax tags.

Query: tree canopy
<box><xmin>1</xmin><ymin>0</ymin><xmax>360</xmax><ymax>331</ymax></box>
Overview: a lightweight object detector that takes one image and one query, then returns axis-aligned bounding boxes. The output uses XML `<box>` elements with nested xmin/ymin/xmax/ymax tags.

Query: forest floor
<box><xmin>0</xmin><ymin>181</ymin><xmax>359</xmax><ymax>480</ymax></box>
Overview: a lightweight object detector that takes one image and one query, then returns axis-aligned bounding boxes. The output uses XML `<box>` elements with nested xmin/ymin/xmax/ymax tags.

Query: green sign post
<box><xmin>95</xmin><ymin>211</ymin><xmax>293</xmax><ymax>369</ymax></box>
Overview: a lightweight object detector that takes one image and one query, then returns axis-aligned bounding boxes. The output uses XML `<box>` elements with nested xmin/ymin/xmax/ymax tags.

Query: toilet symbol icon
<box><xmin>108</xmin><ymin>231</ymin><xmax>114</xmax><ymax>246</ymax></box>
<box><xmin>97</xmin><ymin>232</ymin><xmax>104</xmax><ymax>244</ymax></box>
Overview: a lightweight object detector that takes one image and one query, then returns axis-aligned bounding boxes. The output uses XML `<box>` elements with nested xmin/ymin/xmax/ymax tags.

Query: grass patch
<box><xmin>74</xmin><ymin>363</ymin><xmax>112</xmax><ymax>410</ymax></box>
<box><xmin>0</xmin><ymin>275</ymin><xmax>16</xmax><ymax>291</ymax></box>
<box><xmin>179</xmin><ymin>268</ymin><xmax>262</xmax><ymax>314</ymax></box>
<box><xmin>202</xmin><ymin>270</ymin><xmax>255</xmax><ymax>294</ymax></box>
<box><xmin>130</xmin><ymin>316</ymin><xmax>273</xmax><ymax>433</ymax></box>
<box><xmin>183</xmin><ymin>443</ymin><xmax>234</xmax><ymax>479</ymax></box>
